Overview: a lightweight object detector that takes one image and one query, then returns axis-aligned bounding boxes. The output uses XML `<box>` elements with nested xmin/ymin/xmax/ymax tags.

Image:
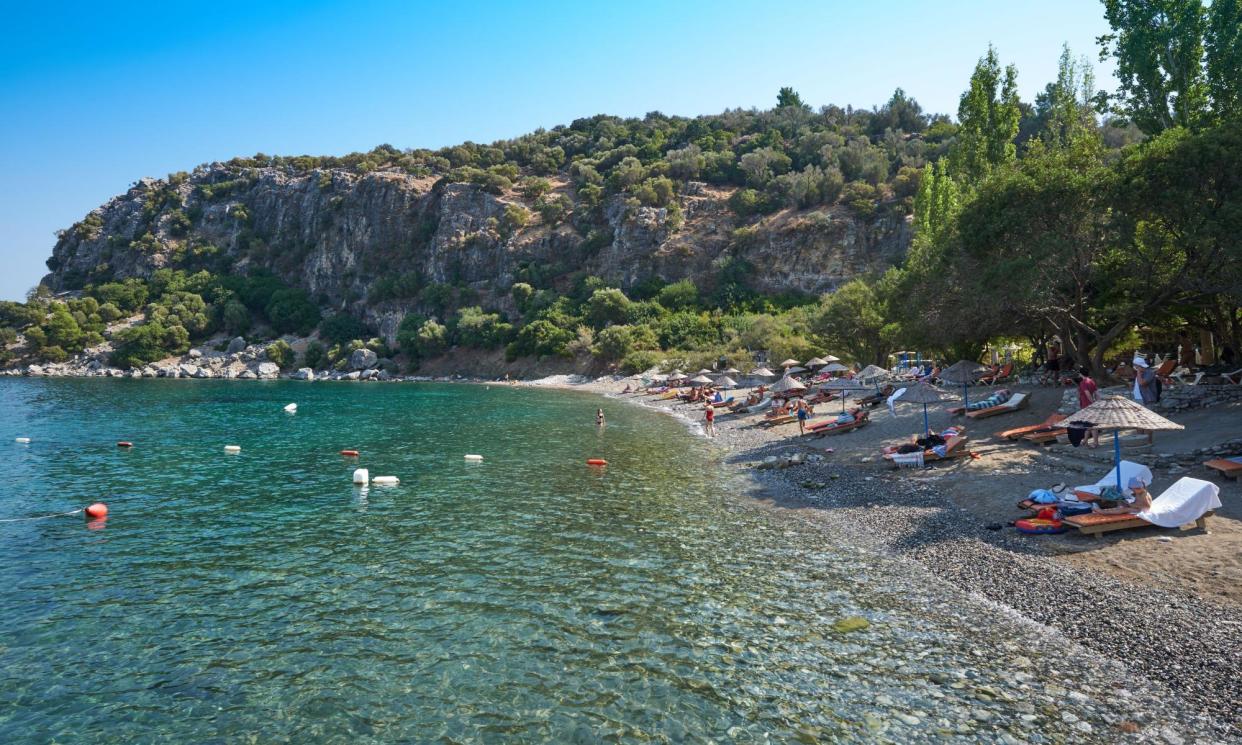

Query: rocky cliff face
<box><xmin>44</xmin><ymin>162</ymin><xmax>911</xmax><ymax>341</ymax></box>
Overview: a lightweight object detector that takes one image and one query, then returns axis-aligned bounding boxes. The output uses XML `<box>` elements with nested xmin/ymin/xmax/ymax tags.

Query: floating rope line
<box><xmin>0</xmin><ymin>508</ymin><xmax>86</xmax><ymax>523</ymax></box>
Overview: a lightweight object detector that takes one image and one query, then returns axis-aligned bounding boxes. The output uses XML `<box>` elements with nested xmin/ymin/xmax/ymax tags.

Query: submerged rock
<box><xmin>831</xmin><ymin>616</ymin><xmax>871</xmax><ymax>634</ymax></box>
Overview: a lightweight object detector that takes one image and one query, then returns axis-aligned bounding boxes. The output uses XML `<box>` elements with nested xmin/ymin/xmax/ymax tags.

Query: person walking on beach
<box><xmin>596</xmin><ymin>408</ymin><xmax>605</xmax><ymax>426</ymax></box>
<box><xmin>704</xmin><ymin>402</ymin><xmax>715</xmax><ymax>437</ymax></box>
<box><xmin>796</xmin><ymin>398</ymin><xmax>810</xmax><ymax>435</ymax></box>
<box><xmin>1076</xmin><ymin>367</ymin><xmax>1100</xmax><ymax>448</ymax></box>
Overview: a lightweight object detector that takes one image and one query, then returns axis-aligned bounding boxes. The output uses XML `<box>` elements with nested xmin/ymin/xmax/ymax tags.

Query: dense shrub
<box><xmin>265</xmin><ymin>288</ymin><xmax>321</xmax><ymax>335</ymax></box>
<box><xmin>266</xmin><ymin>340</ymin><xmax>295</xmax><ymax>369</ymax></box>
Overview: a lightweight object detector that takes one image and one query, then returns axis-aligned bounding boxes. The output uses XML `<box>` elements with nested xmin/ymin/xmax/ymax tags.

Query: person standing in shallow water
<box><xmin>596</xmin><ymin>408</ymin><xmax>605</xmax><ymax>426</ymax></box>
<box><xmin>704</xmin><ymin>402</ymin><xmax>715</xmax><ymax>437</ymax></box>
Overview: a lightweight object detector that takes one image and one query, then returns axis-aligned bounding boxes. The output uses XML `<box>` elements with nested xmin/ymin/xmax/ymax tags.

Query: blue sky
<box><xmin>0</xmin><ymin>0</ymin><xmax>1115</xmax><ymax>300</ymax></box>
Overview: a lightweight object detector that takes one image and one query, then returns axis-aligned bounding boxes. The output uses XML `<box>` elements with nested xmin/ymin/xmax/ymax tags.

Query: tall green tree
<box><xmin>1205</xmin><ymin>0</ymin><xmax>1242</xmax><ymax>121</ymax></box>
<box><xmin>1098</xmin><ymin>0</ymin><xmax>1208</xmax><ymax>134</ymax></box>
<box><xmin>953</xmin><ymin>45</ymin><xmax>1021</xmax><ymax>182</ymax></box>
<box><xmin>776</xmin><ymin>87</ymin><xmax>809</xmax><ymax>110</ymax></box>
<box><xmin>1035</xmin><ymin>44</ymin><xmax>1099</xmax><ymax>147</ymax></box>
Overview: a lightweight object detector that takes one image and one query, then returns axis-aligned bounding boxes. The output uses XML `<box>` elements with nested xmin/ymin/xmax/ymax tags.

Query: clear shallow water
<box><xmin>0</xmin><ymin>379</ymin><xmax>1136</xmax><ymax>742</ymax></box>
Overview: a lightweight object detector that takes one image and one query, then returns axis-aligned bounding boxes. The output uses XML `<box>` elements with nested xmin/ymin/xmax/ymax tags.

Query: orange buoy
<box><xmin>117</xmin><ymin>441</ymin><xmax>133</xmax><ymax>448</ymax></box>
<box><xmin>340</xmin><ymin>450</ymin><xmax>360</xmax><ymax>457</ymax></box>
<box><xmin>85</xmin><ymin>503</ymin><xmax>108</xmax><ymax>519</ymax></box>
<box><xmin>586</xmin><ymin>458</ymin><xmax>608</xmax><ymax>466</ymax></box>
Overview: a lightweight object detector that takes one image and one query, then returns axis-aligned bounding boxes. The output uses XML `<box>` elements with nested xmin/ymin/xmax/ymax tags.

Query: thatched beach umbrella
<box><xmin>770</xmin><ymin>375</ymin><xmax>807</xmax><ymax>396</ymax></box>
<box><xmin>894</xmin><ymin>382</ymin><xmax>950</xmax><ymax>436</ymax></box>
<box><xmin>822</xmin><ymin>377</ymin><xmax>869</xmax><ymax>414</ymax></box>
<box><xmin>786</xmin><ymin>366</ymin><xmax>808</xmax><ymax>375</ymax></box>
<box><xmin>939</xmin><ymin>360</ymin><xmax>988</xmax><ymax>409</ymax></box>
<box><xmin>689</xmin><ymin>374</ymin><xmax>715</xmax><ymax>386</ymax></box>
<box><xmin>720</xmin><ymin>367</ymin><xmax>741</xmax><ymax>376</ymax></box>
<box><xmin>805</xmin><ymin>356</ymin><xmax>829</xmax><ymax>368</ymax></box>
<box><xmin>779</xmin><ymin>359</ymin><xmax>801</xmax><ymax>369</ymax></box>
<box><xmin>1069</xmin><ymin>396</ymin><xmax>1184</xmax><ymax>491</ymax></box>
<box><xmin>820</xmin><ymin>362</ymin><xmax>849</xmax><ymax>375</ymax></box>
<box><xmin>716</xmin><ymin>375</ymin><xmax>738</xmax><ymax>389</ymax></box>
<box><xmin>823</xmin><ymin>355</ymin><xmax>841</xmax><ymax>363</ymax></box>
<box><xmin>751</xmin><ymin>367</ymin><xmax>776</xmax><ymax>378</ymax></box>
<box><xmin>857</xmin><ymin>364</ymin><xmax>890</xmax><ymax>393</ymax></box>
<box><xmin>696</xmin><ymin>368</ymin><xmax>713</xmax><ymax>375</ymax></box>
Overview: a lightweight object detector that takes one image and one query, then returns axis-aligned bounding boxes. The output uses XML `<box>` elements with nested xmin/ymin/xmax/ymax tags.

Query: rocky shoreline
<box><xmin>598</xmin><ymin>382</ymin><xmax>1241</xmax><ymax>741</ymax></box>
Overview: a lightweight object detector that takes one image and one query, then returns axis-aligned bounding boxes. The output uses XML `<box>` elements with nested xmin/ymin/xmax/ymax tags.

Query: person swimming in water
<box><xmin>596</xmin><ymin>408</ymin><xmax>605</xmax><ymax>426</ymax></box>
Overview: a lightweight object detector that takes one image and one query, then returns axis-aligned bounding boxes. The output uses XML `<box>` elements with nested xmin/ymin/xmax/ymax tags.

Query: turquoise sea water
<box><xmin>0</xmin><ymin>379</ymin><xmax>1130</xmax><ymax>742</ymax></box>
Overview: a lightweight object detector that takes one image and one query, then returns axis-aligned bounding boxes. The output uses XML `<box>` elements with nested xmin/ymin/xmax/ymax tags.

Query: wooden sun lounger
<box><xmin>1062</xmin><ymin>510</ymin><xmax>1214</xmax><ymax>539</ymax></box>
<box><xmin>995</xmin><ymin>413</ymin><xmax>1067</xmax><ymax>440</ymax></box>
<box><xmin>1022</xmin><ymin>428</ymin><xmax>1067</xmax><ymax>445</ymax></box>
<box><xmin>1204</xmin><ymin>458</ymin><xmax>1242</xmax><ymax>480</ymax></box>
<box><xmin>803</xmin><ymin>411</ymin><xmax>870</xmax><ymax>437</ymax></box>
<box><xmin>979</xmin><ymin>363</ymin><xmax>1013</xmax><ymax>385</ymax></box>
<box><xmin>882</xmin><ymin>433</ymin><xmax>969</xmax><ymax>464</ymax></box>
<box><xmin>760</xmin><ymin>414</ymin><xmax>799</xmax><ymax>428</ymax></box>
<box><xmin>965</xmin><ymin>394</ymin><xmax>1029</xmax><ymax>419</ymax></box>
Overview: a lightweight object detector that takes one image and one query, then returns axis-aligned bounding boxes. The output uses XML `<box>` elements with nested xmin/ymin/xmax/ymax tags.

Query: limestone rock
<box><xmin>255</xmin><ymin>362</ymin><xmax>280</xmax><ymax>379</ymax></box>
<box><xmin>226</xmin><ymin>336</ymin><xmax>247</xmax><ymax>354</ymax></box>
<box><xmin>187</xmin><ymin>348</ymin><xmax>202</xmax><ymax>359</ymax></box>
<box><xmin>291</xmin><ymin>367</ymin><xmax>314</xmax><ymax>381</ymax></box>
<box><xmin>178</xmin><ymin>364</ymin><xmax>199</xmax><ymax>378</ymax></box>
<box><xmin>349</xmin><ymin>348</ymin><xmax>378</xmax><ymax>371</ymax></box>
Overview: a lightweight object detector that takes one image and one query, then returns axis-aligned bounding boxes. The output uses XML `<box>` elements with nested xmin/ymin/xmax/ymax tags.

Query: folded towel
<box><xmin>1137</xmin><ymin>477</ymin><xmax>1221</xmax><ymax>528</ymax></box>
<box><xmin>891</xmin><ymin>451</ymin><xmax>924</xmax><ymax>468</ymax></box>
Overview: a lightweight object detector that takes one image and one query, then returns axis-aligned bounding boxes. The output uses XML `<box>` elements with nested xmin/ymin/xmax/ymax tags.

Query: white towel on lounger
<box><xmin>890</xmin><ymin>451</ymin><xmax>923</xmax><ymax>468</ymax></box>
<box><xmin>1074</xmin><ymin>461</ymin><xmax>1153</xmax><ymax>495</ymax></box>
<box><xmin>1136</xmin><ymin>477</ymin><xmax>1221</xmax><ymax>528</ymax></box>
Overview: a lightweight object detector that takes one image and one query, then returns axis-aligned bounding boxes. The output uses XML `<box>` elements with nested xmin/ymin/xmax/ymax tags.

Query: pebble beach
<box><xmin>568</xmin><ymin>374</ymin><xmax>1242</xmax><ymax>741</ymax></box>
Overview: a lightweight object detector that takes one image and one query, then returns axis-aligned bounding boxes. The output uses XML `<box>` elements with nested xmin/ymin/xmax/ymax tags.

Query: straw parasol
<box><xmin>805</xmin><ymin>356</ymin><xmax>829</xmax><ymax>367</ymax></box>
<box><xmin>786</xmin><ymin>366</ymin><xmax>808</xmax><ymax>375</ymax></box>
<box><xmin>669</xmin><ymin>369</ymin><xmax>685</xmax><ymax>376</ymax></box>
<box><xmin>648</xmin><ymin>373</ymin><xmax>668</xmax><ymax>383</ymax></box>
<box><xmin>751</xmin><ymin>367</ymin><xmax>776</xmax><ymax>378</ymax></box>
<box><xmin>689</xmin><ymin>374</ymin><xmax>714</xmax><ymax>385</ymax></box>
<box><xmin>939</xmin><ymin>360</ymin><xmax>989</xmax><ymax>409</ymax></box>
<box><xmin>779</xmin><ymin>359</ymin><xmax>801</xmax><ymax>368</ymax></box>
<box><xmin>696</xmin><ymin>368</ymin><xmax>713</xmax><ymax>375</ymax></box>
<box><xmin>894</xmin><ymin>382</ymin><xmax>950</xmax><ymax>435</ymax></box>
<box><xmin>822</xmin><ymin>377</ymin><xmax>868</xmax><ymax>414</ymax></box>
<box><xmin>820</xmin><ymin>362</ymin><xmax>849</xmax><ymax>374</ymax></box>
<box><xmin>720</xmin><ymin>367</ymin><xmax>741</xmax><ymax>375</ymax></box>
<box><xmin>716</xmin><ymin>375</ymin><xmax>738</xmax><ymax>389</ymax></box>
<box><xmin>857</xmin><ymin>364</ymin><xmax>890</xmax><ymax>393</ymax></box>
<box><xmin>1068</xmin><ymin>396</ymin><xmax>1184</xmax><ymax>491</ymax></box>
<box><xmin>770</xmin><ymin>375</ymin><xmax>807</xmax><ymax>396</ymax></box>
<box><xmin>823</xmin><ymin>354</ymin><xmax>841</xmax><ymax>363</ymax></box>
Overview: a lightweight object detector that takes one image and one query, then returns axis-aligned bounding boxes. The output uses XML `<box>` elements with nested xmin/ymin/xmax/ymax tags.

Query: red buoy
<box><xmin>586</xmin><ymin>458</ymin><xmax>608</xmax><ymax>466</ymax></box>
<box><xmin>85</xmin><ymin>503</ymin><xmax>108</xmax><ymax>519</ymax></box>
<box><xmin>117</xmin><ymin>441</ymin><xmax>133</xmax><ymax>448</ymax></box>
<box><xmin>340</xmin><ymin>450</ymin><xmax>360</xmax><ymax>457</ymax></box>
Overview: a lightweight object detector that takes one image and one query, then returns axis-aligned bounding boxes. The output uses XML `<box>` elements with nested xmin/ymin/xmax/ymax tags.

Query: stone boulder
<box><xmin>25</xmin><ymin>365</ymin><xmax>43</xmax><ymax>376</ymax></box>
<box><xmin>238</xmin><ymin>369</ymin><xmax>257</xmax><ymax>379</ymax></box>
<box><xmin>291</xmin><ymin>367</ymin><xmax>314</xmax><ymax>381</ymax></box>
<box><xmin>188</xmin><ymin>348</ymin><xmax>203</xmax><ymax>359</ymax></box>
<box><xmin>256</xmin><ymin>362</ymin><xmax>280</xmax><ymax>379</ymax></box>
<box><xmin>226</xmin><ymin>337</ymin><xmax>247</xmax><ymax>354</ymax></box>
<box><xmin>193</xmin><ymin>367</ymin><xmax>213</xmax><ymax>378</ymax></box>
<box><xmin>178</xmin><ymin>364</ymin><xmax>199</xmax><ymax>378</ymax></box>
<box><xmin>349</xmin><ymin>348</ymin><xmax>378</xmax><ymax>371</ymax></box>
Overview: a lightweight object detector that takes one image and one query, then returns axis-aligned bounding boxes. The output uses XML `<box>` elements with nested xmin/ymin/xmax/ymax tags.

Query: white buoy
<box><xmin>15</xmin><ymin>437</ymin><xmax>31</xmax><ymax>444</ymax></box>
<box><xmin>224</xmin><ymin>444</ymin><xmax>241</xmax><ymax>453</ymax></box>
<box><xmin>283</xmin><ymin>403</ymin><xmax>297</xmax><ymax>413</ymax></box>
<box><xmin>352</xmin><ymin>468</ymin><xmax>370</xmax><ymax>484</ymax></box>
<box><xmin>372</xmin><ymin>475</ymin><xmax>399</xmax><ymax>486</ymax></box>
<box><xmin>464</xmin><ymin>454</ymin><xmax>483</xmax><ymax>462</ymax></box>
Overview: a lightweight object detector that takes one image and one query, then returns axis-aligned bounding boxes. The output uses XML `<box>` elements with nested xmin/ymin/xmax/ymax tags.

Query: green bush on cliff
<box><xmin>111</xmin><ymin>321</ymin><xmax>190</xmax><ymax>368</ymax></box>
<box><xmin>265</xmin><ymin>340</ymin><xmax>295</xmax><ymax>369</ymax></box>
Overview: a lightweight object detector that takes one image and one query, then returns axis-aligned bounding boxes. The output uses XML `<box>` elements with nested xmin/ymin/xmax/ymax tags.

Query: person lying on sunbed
<box><xmin>1094</xmin><ymin>477</ymin><xmax>1153</xmax><ymax>515</ymax></box>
